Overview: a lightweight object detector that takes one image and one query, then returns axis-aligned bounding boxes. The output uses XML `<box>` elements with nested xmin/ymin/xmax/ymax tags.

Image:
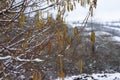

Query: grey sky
<box><xmin>95</xmin><ymin>0</ymin><xmax>120</xmax><ymax>21</ymax></box>
<box><xmin>66</xmin><ymin>0</ymin><xmax>120</xmax><ymax>22</ymax></box>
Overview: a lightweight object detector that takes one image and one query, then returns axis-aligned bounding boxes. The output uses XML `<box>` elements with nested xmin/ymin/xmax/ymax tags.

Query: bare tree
<box><xmin>0</xmin><ymin>0</ymin><xmax>97</xmax><ymax>79</ymax></box>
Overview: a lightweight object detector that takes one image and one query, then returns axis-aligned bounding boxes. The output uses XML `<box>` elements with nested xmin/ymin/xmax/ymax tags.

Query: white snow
<box><xmin>56</xmin><ymin>73</ymin><xmax>120</xmax><ymax>80</ymax></box>
<box><xmin>0</xmin><ymin>56</ymin><xmax>12</xmax><ymax>60</ymax></box>
<box><xmin>95</xmin><ymin>31</ymin><xmax>112</xmax><ymax>36</ymax></box>
<box><xmin>112</xmin><ymin>23</ymin><xmax>120</xmax><ymax>26</ymax></box>
<box><xmin>0</xmin><ymin>55</ymin><xmax>43</xmax><ymax>62</ymax></box>
<box><xmin>16</xmin><ymin>57</ymin><xmax>43</xmax><ymax>62</ymax></box>
<box><xmin>103</xmin><ymin>26</ymin><xmax>120</xmax><ymax>31</ymax></box>
<box><xmin>106</xmin><ymin>22</ymin><xmax>120</xmax><ymax>27</ymax></box>
<box><xmin>33</xmin><ymin>58</ymin><xmax>44</xmax><ymax>62</ymax></box>
<box><xmin>111</xmin><ymin>36</ymin><xmax>120</xmax><ymax>42</ymax></box>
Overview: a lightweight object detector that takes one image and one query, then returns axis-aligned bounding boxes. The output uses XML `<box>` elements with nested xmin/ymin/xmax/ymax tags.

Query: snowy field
<box><xmin>56</xmin><ymin>73</ymin><xmax>120</xmax><ymax>80</ymax></box>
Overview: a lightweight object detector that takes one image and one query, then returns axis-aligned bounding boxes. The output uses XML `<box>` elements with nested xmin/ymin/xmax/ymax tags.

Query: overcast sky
<box><xmin>66</xmin><ymin>0</ymin><xmax>120</xmax><ymax>22</ymax></box>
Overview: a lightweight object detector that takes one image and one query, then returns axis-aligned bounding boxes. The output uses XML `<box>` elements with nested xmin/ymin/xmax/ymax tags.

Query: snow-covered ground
<box><xmin>56</xmin><ymin>73</ymin><xmax>120</xmax><ymax>80</ymax></box>
<box><xmin>0</xmin><ymin>55</ymin><xmax>43</xmax><ymax>62</ymax></box>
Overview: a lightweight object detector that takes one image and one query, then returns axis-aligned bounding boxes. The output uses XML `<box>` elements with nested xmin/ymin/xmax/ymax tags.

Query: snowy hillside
<box><xmin>55</xmin><ymin>21</ymin><xmax>120</xmax><ymax>80</ymax></box>
<box><xmin>68</xmin><ymin>21</ymin><xmax>120</xmax><ymax>42</ymax></box>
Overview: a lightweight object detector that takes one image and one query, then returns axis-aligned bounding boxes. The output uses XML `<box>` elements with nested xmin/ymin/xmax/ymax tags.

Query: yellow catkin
<box><xmin>67</xmin><ymin>36</ymin><xmax>72</xmax><ymax>44</ymax></box>
<box><xmin>40</xmin><ymin>19</ymin><xmax>45</xmax><ymax>28</ymax></box>
<box><xmin>36</xmin><ymin>11</ymin><xmax>44</xmax><ymax>29</ymax></box>
<box><xmin>87</xmin><ymin>0</ymin><xmax>90</xmax><ymax>4</ymax></box>
<box><xmin>73</xmin><ymin>1</ymin><xmax>76</xmax><ymax>9</ymax></box>
<box><xmin>38</xmin><ymin>73</ymin><xmax>42</xmax><ymax>80</ymax></box>
<box><xmin>36</xmin><ymin>19</ymin><xmax>39</xmax><ymax>29</ymax></box>
<box><xmin>27</xmin><ymin>30</ymin><xmax>31</xmax><ymax>37</ymax></box>
<box><xmin>40</xmin><ymin>45</ymin><xmax>43</xmax><ymax>50</ymax></box>
<box><xmin>63</xmin><ymin>25</ymin><xmax>68</xmax><ymax>32</ymax></box>
<box><xmin>59</xmin><ymin>56</ymin><xmax>64</xmax><ymax>80</ymax></box>
<box><xmin>70</xmin><ymin>4</ymin><xmax>73</xmax><ymax>11</ymax></box>
<box><xmin>81</xmin><ymin>0</ymin><xmax>87</xmax><ymax>7</ymax></box>
<box><xmin>56</xmin><ymin>0</ymin><xmax>59</xmax><ymax>3</ymax></box>
<box><xmin>5</xmin><ymin>1</ymin><xmax>9</xmax><ymax>8</ymax></box>
<box><xmin>36</xmin><ymin>12</ymin><xmax>40</xmax><ymax>29</ymax></box>
<box><xmin>63</xmin><ymin>31</ymin><xmax>66</xmax><ymax>40</ymax></box>
<box><xmin>23</xmin><ymin>40</ymin><xmax>28</xmax><ymax>49</ymax></box>
<box><xmin>47</xmin><ymin>17</ymin><xmax>53</xmax><ymax>27</ymax></box>
<box><xmin>63</xmin><ymin>2</ymin><xmax>66</xmax><ymax>11</ymax></box>
<box><xmin>93</xmin><ymin>0</ymin><xmax>97</xmax><ymax>8</ymax></box>
<box><xmin>79</xmin><ymin>59</ymin><xmax>83</xmax><ymax>74</ymax></box>
<box><xmin>78</xmin><ymin>0</ymin><xmax>81</xmax><ymax>3</ymax></box>
<box><xmin>33</xmin><ymin>71</ymin><xmax>37</xmax><ymax>80</ymax></box>
<box><xmin>74</xmin><ymin>27</ymin><xmax>79</xmax><ymax>36</ymax></box>
<box><xmin>1</xmin><ymin>65</ymin><xmax>5</xmax><ymax>78</ymax></box>
<box><xmin>48</xmin><ymin>40</ymin><xmax>52</xmax><ymax>53</ymax></box>
<box><xmin>56</xmin><ymin>12</ymin><xmax>61</xmax><ymax>21</ymax></box>
<box><xmin>20</xmin><ymin>12</ymin><xmax>25</xmax><ymax>27</ymax></box>
<box><xmin>90</xmin><ymin>31</ymin><xmax>95</xmax><ymax>44</ymax></box>
<box><xmin>67</xmin><ymin>5</ymin><xmax>70</xmax><ymax>12</ymax></box>
<box><xmin>14</xmin><ymin>50</ymin><xmax>19</xmax><ymax>57</ymax></box>
<box><xmin>59</xmin><ymin>40</ymin><xmax>64</xmax><ymax>47</ymax></box>
<box><xmin>56</xmin><ymin>29</ymin><xmax>61</xmax><ymax>40</ymax></box>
